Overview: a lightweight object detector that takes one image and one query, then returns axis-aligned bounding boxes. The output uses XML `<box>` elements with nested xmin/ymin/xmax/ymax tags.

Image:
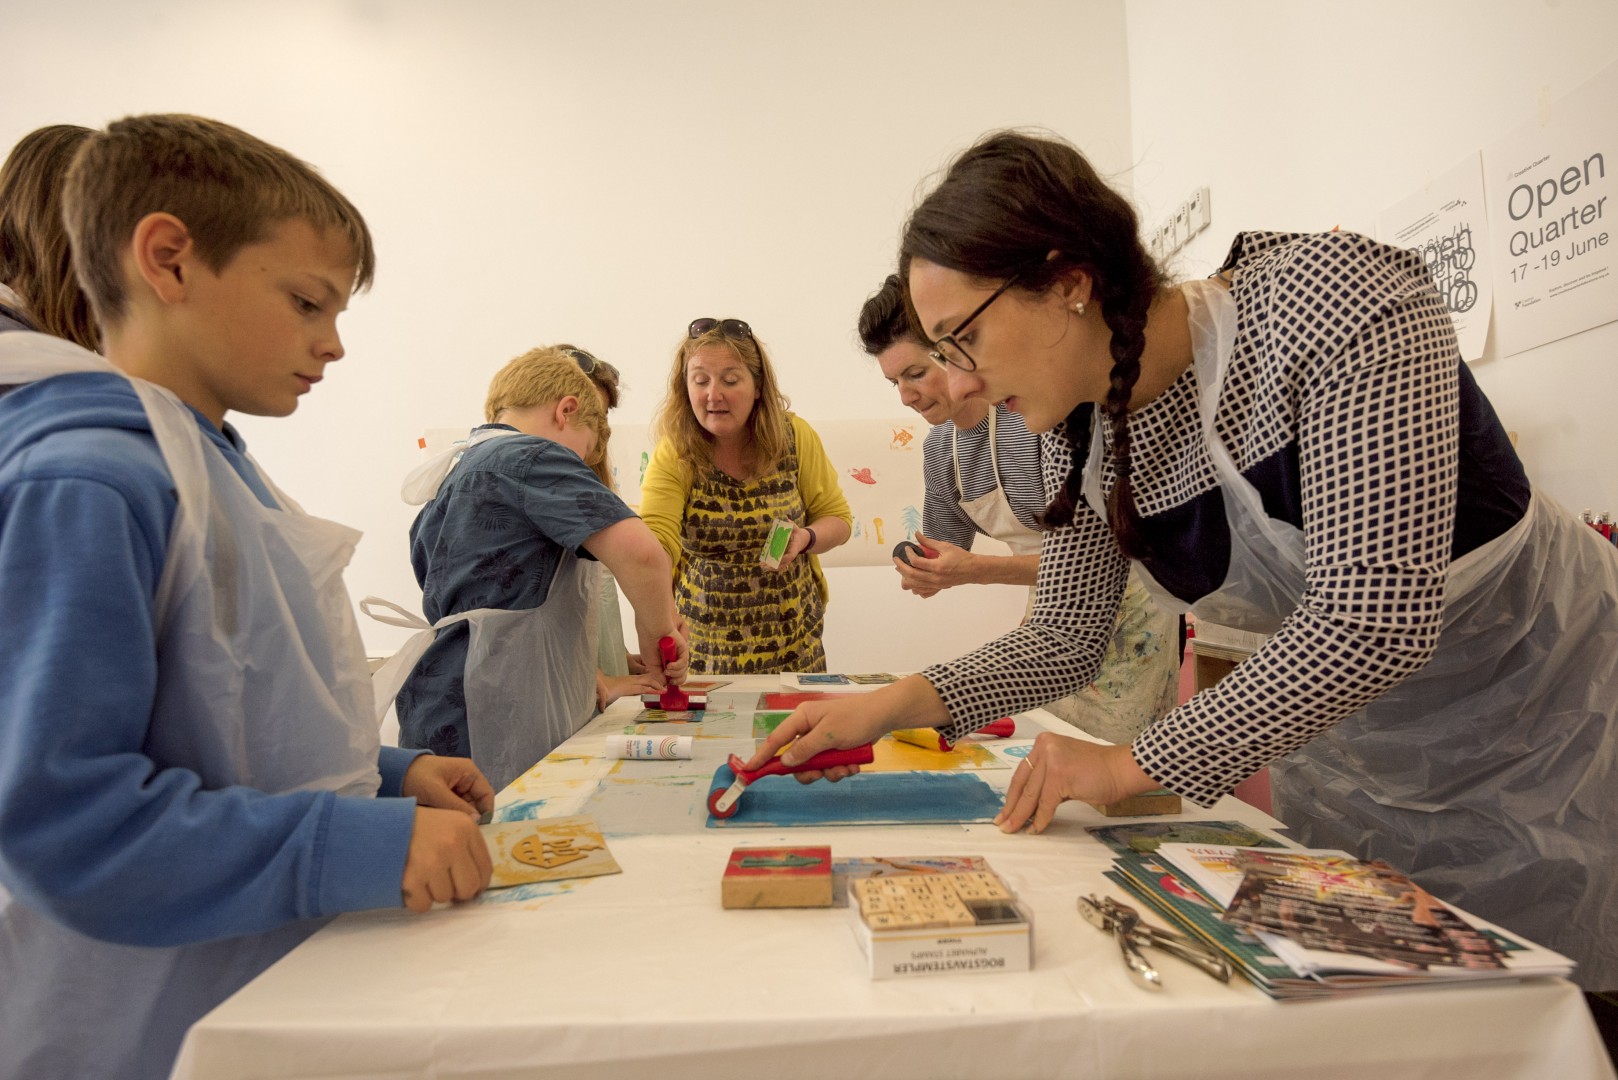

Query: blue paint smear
<box><xmin>493</xmin><ymin>799</ymin><xmax>548</xmax><ymax>822</ymax></box>
<box><xmin>705</xmin><ymin>763</ymin><xmax>1001</xmax><ymax>828</ymax></box>
<box><xmin>480</xmin><ymin>880</ymin><xmax>577</xmax><ymax>904</ymax></box>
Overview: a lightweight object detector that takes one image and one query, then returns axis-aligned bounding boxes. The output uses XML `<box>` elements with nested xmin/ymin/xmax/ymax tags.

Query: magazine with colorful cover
<box><xmin>1222</xmin><ymin>849</ymin><xmax>1507</xmax><ymax>972</ymax></box>
<box><xmin>1104</xmin><ymin>851</ymin><xmax>1310</xmax><ymax>999</ymax></box>
<box><xmin>1155</xmin><ymin>844</ymin><xmax>1575</xmax><ymax>982</ymax></box>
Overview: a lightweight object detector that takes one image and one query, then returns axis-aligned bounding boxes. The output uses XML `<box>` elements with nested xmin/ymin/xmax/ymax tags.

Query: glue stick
<box><xmin>605</xmin><ymin>734</ymin><xmax>693</xmax><ymax>760</ymax></box>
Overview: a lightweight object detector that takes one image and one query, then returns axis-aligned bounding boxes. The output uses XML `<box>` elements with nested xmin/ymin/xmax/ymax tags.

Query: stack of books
<box><xmin>1088</xmin><ymin>821</ymin><xmax>1575</xmax><ymax>999</ymax></box>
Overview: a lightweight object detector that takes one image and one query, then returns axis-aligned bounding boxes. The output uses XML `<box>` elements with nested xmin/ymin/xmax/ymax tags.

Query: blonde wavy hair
<box><xmin>651</xmin><ymin>321</ymin><xmax>791</xmax><ymax>479</ymax></box>
<box><xmin>485</xmin><ymin>346</ymin><xmax>612</xmax><ymax>484</ymax></box>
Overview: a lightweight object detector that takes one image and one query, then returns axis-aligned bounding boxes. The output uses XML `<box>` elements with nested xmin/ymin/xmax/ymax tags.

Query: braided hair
<box><xmin>898</xmin><ymin>131</ymin><xmax>1169</xmax><ymax>558</ymax></box>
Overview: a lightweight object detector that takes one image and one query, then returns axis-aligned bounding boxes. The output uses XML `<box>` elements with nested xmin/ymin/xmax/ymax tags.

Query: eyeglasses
<box><xmin>928</xmin><ymin>273</ymin><xmax>1021</xmax><ymax>373</ymax></box>
<box><xmin>688</xmin><ymin>317</ymin><xmax>753</xmax><ymax>341</ymax></box>
<box><xmin>565</xmin><ymin>347</ymin><xmax>619</xmax><ymax>384</ymax></box>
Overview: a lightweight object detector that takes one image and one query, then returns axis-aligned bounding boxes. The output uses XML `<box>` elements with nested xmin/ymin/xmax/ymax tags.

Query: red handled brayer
<box><xmin>891</xmin><ymin>717</ymin><xmax>1016</xmax><ymax>752</ymax></box>
<box><xmin>707</xmin><ymin>744</ymin><xmax>876</xmax><ymax>818</ymax></box>
<box><xmin>648</xmin><ymin>636</ymin><xmax>705</xmax><ymax>712</ymax></box>
<box><xmin>892</xmin><ymin>540</ymin><xmax>939</xmax><ymax>566</ymax></box>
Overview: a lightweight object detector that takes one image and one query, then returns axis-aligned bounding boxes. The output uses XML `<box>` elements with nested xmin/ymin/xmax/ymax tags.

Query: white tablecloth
<box><xmin>172</xmin><ymin>677</ymin><xmax>1615</xmax><ymax>1080</ymax></box>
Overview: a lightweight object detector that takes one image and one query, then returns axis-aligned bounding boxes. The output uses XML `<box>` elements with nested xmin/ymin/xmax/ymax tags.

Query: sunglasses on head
<box><xmin>564</xmin><ymin>347</ymin><xmax>619</xmax><ymax>383</ymax></box>
<box><xmin>688</xmin><ymin>318</ymin><xmax>753</xmax><ymax>341</ymax></box>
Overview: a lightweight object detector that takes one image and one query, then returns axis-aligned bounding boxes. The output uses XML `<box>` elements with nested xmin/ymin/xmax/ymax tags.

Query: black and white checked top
<box><xmin>923</xmin><ymin>231</ymin><xmax>1530</xmax><ymax>806</ymax></box>
<box><xmin>921</xmin><ymin>403</ymin><xmax>1045</xmax><ymax>546</ymax></box>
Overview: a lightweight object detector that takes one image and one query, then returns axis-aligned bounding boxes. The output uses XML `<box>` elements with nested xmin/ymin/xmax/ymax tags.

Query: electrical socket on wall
<box><xmin>1147</xmin><ymin>186</ymin><xmax>1211</xmax><ymax>261</ymax></box>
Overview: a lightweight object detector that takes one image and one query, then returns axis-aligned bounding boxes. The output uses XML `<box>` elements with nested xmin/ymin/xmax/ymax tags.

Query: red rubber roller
<box><xmin>707</xmin><ymin>744</ymin><xmax>876</xmax><ymax>819</ymax></box>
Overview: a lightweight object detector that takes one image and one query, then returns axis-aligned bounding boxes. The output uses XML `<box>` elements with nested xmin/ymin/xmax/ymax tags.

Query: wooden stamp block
<box><xmin>1094</xmin><ymin>789</ymin><xmax>1183</xmax><ymax>817</ymax></box>
<box><xmin>722</xmin><ymin>845</ymin><xmax>833</xmax><ymax>909</ymax></box>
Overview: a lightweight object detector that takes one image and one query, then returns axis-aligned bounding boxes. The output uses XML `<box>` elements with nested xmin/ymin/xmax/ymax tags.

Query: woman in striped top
<box><xmin>755</xmin><ymin>131</ymin><xmax>1618</xmax><ymax>989</ymax></box>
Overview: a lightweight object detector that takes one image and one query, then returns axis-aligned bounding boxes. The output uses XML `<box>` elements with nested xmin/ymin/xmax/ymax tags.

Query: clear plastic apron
<box><xmin>366</xmin><ymin>432</ymin><xmax>599</xmax><ymax>793</ymax></box>
<box><xmin>0</xmin><ymin>332</ymin><xmax>381</xmax><ymax>1080</ymax></box>
<box><xmin>1091</xmin><ymin>281</ymin><xmax>1618</xmax><ymax>987</ymax></box>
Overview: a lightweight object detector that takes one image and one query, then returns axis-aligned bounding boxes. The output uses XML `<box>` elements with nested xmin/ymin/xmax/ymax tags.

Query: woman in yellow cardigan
<box><xmin>641</xmin><ymin>318</ymin><xmax>852</xmax><ymax>674</ymax></box>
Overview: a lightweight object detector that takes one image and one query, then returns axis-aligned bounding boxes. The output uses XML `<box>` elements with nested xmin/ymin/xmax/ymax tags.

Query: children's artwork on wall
<box><xmin>607</xmin><ymin>419</ymin><xmax>928</xmax><ymax>569</ymax></box>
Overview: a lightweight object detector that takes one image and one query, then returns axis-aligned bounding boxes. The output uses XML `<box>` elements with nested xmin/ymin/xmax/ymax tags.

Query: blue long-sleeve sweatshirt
<box><xmin>0</xmin><ymin>372</ymin><xmax>418</xmax><ymax>947</ymax></box>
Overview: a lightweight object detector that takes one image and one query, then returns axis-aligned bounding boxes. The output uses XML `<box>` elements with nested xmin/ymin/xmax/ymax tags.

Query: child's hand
<box><xmin>401</xmin><ymin>806</ymin><xmax>492</xmax><ymax>912</ymax></box>
<box><xmin>401</xmin><ymin>755</ymin><xmax>495</xmax><ymax>819</ymax></box>
<box><xmin>597</xmin><ymin>671</ymin><xmax>665</xmax><ymax>710</ymax></box>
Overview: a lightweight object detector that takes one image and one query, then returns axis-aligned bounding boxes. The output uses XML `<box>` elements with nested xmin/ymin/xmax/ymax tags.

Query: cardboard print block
<box><xmin>482</xmin><ymin>815</ymin><xmax>622</xmax><ymax>888</ymax></box>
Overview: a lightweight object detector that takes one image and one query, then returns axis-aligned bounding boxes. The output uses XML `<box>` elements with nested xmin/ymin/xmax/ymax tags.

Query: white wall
<box><xmin>1125</xmin><ymin>0</ymin><xmax>1618</xmax><ymax>515</ymax></box>
<box><xmin>6</xmin><ymin>0</ymin><xmax>1133</xmax><ymax>670</ymax></box>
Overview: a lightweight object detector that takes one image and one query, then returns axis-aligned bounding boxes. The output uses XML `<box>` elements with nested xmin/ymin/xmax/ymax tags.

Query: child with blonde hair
<box><xmin>381</xmin><ymin>347</ymin><xmax>687</xmax><ymax>790</ymax></box>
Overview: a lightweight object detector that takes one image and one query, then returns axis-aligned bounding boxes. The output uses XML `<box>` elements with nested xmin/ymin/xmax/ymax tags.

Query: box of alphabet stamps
<box><xmin>847</xmin><ymin>867</ymin><xmax>1031</xmax><ymax>979</ymax></box>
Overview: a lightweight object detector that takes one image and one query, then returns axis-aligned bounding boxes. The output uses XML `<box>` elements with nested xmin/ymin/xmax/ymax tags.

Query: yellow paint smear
<box><xmin>868</xmin><ymin>736</ymin><xmax>1000</xmax><ymax>772</ymax></box>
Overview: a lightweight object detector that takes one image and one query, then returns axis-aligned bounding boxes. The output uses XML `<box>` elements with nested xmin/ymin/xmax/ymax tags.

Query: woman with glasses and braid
<box><xmin>752</xmin><ymin>130</ymin><xmax>1618</xmax><ymax>992</ymax></box>
<box><xmin>858</xmin><ymin>274</ymin><xmax>1178</xmax><ymax>745</ymax></box>
<box><xmin>641</xmin><ymin>318</ymin><xmax>852</xmax><ymax>674</ymax></box>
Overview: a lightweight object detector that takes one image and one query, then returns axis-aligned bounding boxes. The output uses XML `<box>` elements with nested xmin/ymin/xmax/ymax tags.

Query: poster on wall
<box><xmin>1482</xmin><ymin>60</ymin><xmax>1618</xmax><ymax>357</ymax></box>
<box><xmin>606</xmin><ymin>418</ymin><xmax>927</xmax><ymax>570</ymax></box>
<box><xmin>1377</xmin><ymin>153</ymin><xmax>1492</xmax><ymax>361</ymax></box>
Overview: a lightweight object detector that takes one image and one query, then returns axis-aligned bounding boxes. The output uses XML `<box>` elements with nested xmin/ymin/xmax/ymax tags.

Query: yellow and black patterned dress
<box><xmin>672</xmin><ymin>429</ymin><xmax>828</xmax><ymax>675</ymax></box>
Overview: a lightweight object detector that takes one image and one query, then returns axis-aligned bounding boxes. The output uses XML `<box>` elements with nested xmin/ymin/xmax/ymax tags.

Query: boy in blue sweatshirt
<box><xmin>0</xmin><ymin>114</ymin><xmax>494</xmax><ymax>1080</ymax></box>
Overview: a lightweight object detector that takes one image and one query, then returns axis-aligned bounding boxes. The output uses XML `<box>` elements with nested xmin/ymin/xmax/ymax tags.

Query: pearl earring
<box><xmin>1072</xmin><ymin>301</ymin><xmax>1086</xmax><ymax>316</ymax></box>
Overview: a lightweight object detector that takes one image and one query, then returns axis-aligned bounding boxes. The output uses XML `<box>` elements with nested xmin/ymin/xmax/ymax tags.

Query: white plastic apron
<box><xmin>0</xmin><ymin>332</ymin><xmax>381</xmax><ymax>1080</ymax></box>
<box><xmin>594</xmin><ymin>564</ymin><xmax>630</xmax><ymax>678</ymax></box>
<box><xmin>1089</xmin><ymin>281</ymin><xmax>1618</xmax><ymax>987</ymax></box>
<box><xmin>399</xmin><ymin>425</ymin><xmax>515</xmax><ymax>506</ymax></box>
<box><xmin>366</xmin><ymin>432</ymin><xmax>599</xmax><ymax>793</ymax></box>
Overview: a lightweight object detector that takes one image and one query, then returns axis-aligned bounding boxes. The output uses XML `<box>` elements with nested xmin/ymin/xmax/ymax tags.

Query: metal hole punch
<box><xmin>1077</xmin><ymin>894</ymin><xmax>1231</xmax><ymax>991</ymax></box>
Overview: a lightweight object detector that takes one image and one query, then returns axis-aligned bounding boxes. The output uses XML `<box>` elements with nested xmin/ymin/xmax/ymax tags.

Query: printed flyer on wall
<box><xmin>1483</xmin><ymin>60</ymin><xmax>1618</xmax><ymax>357</ymax></box>
<box><xmin>1378</xmin><ymin>153</ymin><xmax>1492</xmax><ymax>361</ymax></box>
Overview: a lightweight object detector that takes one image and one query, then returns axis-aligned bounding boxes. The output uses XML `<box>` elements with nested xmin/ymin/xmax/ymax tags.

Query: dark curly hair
<box><xmin>856</xmin><ymin>273</ymin><xmax>917</xmax><ymax>357</ymax></box>
<box><xmin>899</xmin><ymin>131</ymin><xmax>1169</xmax><ymax>557</ymax></box>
